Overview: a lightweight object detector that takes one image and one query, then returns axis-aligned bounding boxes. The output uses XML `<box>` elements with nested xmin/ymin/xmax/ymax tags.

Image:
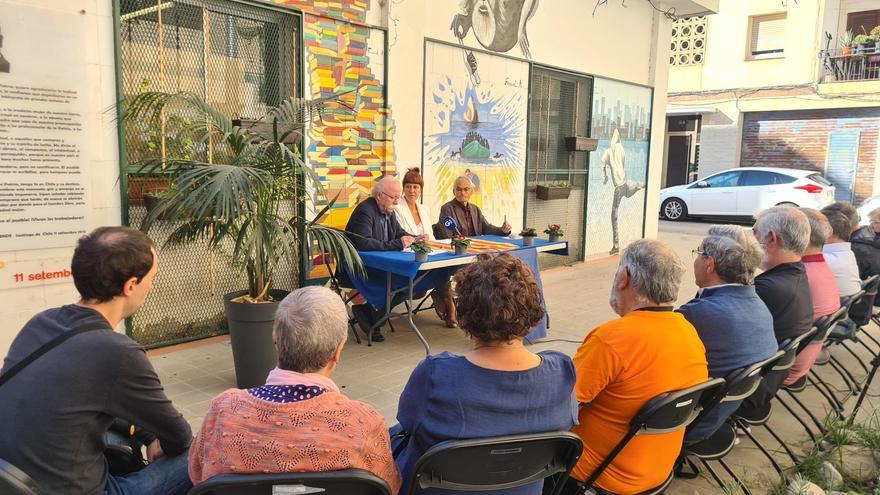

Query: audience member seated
<box><xmin>392</xmin><ymin>253</ymin><xmax>577</xmax><ymax>495</ymax></box>
<box><xmin>783</xmin><ymin>209</ymin><xmax>841</xmax><ymax>389</ymax></box>
<box><xmin>189</xmin><ymin>286</ymin><xmax>401</xmax><ymax>493</ymax></box>
<box><xmin>851</xmin><ymin>206</ymin><xmax>880</xmax><ymax>280</ymax></box>
<box><xmin>345</xmin><ymin>176</ymin><xmax>427</xmax><ymax>341</ymax></box>
<box><xmin>0</xmin><ymin>227</ymin><xmax>193</xmax><ymax>495</ymax></box>
<box><xmin>821</xmin><ymin>206</ymin><xmax>862</xmax><ymax>298</ymax></box>
<box><xmin>735</xmin><ymin>206</ymin><xmax>813</xmax><ymax>421</ymax></box>
<box><xmin>677</xmin><ymin>225</ymin><xmax>776</xmax><ymax>445</ymax></box>
<box><xmin>567</xmin><ymin>239</ymin><xmax>709</xmax><ymax>495</ymax></box>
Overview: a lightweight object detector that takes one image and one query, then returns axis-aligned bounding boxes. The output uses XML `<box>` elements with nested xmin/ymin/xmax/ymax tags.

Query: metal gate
<box><xmin>826</xmin><ymin>130</ymin><xmax>860</xmax><ymax>202</ymax></box>
<box><xmin>117</xmin><ymin>0</ymin><xmax>300</xmax><ymax>347</ymax></box>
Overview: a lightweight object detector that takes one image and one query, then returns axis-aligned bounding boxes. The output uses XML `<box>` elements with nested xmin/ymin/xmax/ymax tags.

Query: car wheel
<box><xmin>662</xmin><ymin>198</ymin><xmax>688</xmax><ymax>221</ymax></box>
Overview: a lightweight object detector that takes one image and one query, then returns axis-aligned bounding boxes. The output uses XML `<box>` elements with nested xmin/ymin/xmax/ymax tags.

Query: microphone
<box><xmin>442</xmin><ymin>216</ymin><xmax>458</xmax><ymax>231</ymax></box>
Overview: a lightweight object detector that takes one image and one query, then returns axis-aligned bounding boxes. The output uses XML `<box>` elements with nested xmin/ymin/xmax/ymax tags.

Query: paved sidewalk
<box><xmin>149</xmin><ymin>223</ymin><xmax>880</xmax><ymax>494</ymax></box>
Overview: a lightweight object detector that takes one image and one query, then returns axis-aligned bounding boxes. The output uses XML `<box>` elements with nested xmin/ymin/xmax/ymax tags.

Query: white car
<box><xmin>659</xmin><ymin>167</ymin><xmax>836</xmax><ymax>221</ymax></box>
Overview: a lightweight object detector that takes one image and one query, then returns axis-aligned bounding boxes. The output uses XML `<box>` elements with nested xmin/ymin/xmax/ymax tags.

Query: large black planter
<box><xmin>223</xmin><ymin>289</ymin><xmax>289</xmax><ymax>389</ymax></box>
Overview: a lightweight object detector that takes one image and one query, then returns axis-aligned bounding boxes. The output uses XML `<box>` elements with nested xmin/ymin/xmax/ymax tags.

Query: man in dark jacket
<box><xmin>345</xmin><ymin>176</ymin><xmax>426</xmax><ymax>340</ymax></box>
<box><xmin>851</xmin><ymin>206</ymin><xmax>880</xmax><ymax>280</ymax></box>
<box><xmin>437</xmin><ymin>176</ymin><xmax>511</xmax><ymax>239</ymax></box>
<box><xmin>0</xmin><ymin>227</ymin><xmax>192</xmax><ymax>495</ymax></box>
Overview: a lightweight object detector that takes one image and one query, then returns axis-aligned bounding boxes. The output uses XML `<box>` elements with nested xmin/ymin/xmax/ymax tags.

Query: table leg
<box><xmin>366</xmin><ymin>272</ymin><xmax>432</xmax><ymax>355</ymax></box>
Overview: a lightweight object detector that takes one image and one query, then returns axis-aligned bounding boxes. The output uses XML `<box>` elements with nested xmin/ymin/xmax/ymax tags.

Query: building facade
<box><xmin>666</xmin><ymin>0</ymin><xmax>880</xmax><ymax>206</ymax></box>
<box><xmin>0</xmin><ymin>0</ymin><xmax>717</xmax><ymax>356</ymax></box>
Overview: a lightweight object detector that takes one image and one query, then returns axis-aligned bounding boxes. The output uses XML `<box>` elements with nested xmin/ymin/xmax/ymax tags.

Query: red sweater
<box><xmin>188</xmin><ymin>389</ymin><xmax>401</xmax><ymax>494</ymax></box>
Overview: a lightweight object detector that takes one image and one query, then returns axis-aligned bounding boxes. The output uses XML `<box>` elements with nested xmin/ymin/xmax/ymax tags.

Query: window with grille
<box><xmin>527</xmin><ymin>69</ymin><xmax>591</xmax><ymax>186</ymax></box>
<box><xmin>670</xmin><ymin>16</ymin><xmax>707</xmax><ymax>66</ymax></box>
<box><xmin>118</xmin><ymin>0</ymin><xmax>300</xmax><ymax>347</ymax></box>
<box><xmin>748</xmin><ymin>13</ymin><xmax>786</xmax><ymax>60</ymax></box>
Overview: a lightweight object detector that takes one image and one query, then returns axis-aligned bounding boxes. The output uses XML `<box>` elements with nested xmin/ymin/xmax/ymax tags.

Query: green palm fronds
<box><xmin>120</xmin><ymin>91</ymin><xmax>364</xmax><ymax>302</ymax></box>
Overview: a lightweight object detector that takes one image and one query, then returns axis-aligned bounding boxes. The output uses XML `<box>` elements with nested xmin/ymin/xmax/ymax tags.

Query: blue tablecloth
<box><xmin>345</xmin><ymin>236</ymin><xmax>568</xmax><ymax>342</ymax></box>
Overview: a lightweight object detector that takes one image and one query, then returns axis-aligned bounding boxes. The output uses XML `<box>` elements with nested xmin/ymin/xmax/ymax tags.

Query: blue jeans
<box><xmin>104</xmin><ymin>450</ymin><xmax>192</xmax><ymax>495</ymax></box>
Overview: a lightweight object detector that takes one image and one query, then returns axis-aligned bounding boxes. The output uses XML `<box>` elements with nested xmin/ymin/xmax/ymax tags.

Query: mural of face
<box><xmin>452</xmin><ymin>0</ymin><xmax>539</xmax><ymax>58</ymax></box>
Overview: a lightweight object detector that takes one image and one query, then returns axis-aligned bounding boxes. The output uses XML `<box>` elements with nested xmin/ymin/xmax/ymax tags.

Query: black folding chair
<box><xmin>785</xmin><ymin>307</ymin><xmax>850</xmax><ymax>422</ymax></box>
<box><xmin>822</xmin><ymin>289</ymin><xmax>870</xmax><ymax>388</ymax></box>
<box><xmin>0</xmin><ymin>459</ymin><xmax>42</xmax><ymax>495</ymax></box>
<box><xmin>679</xmin><ymin>351</ymin><xmax>785</xmax><ymax>495</ymax></box>
<box><xmin>406</xmin><ymin>431</ymin><xmax>582</xmax><ymax>495</ymax></box>
<box><xmin>732</xmin><ymin>327</ymin><xmax>817</xmax><ymax>471</ymax></box>
<box><xmin>578</xmin><ymin>378</ymin><xmax>725</xmax><ymax>495</ymax></box>
<box><xmin>187</xmin><ymin>469</ymin><xmax>391</xmax><ymax>495</ymax></box>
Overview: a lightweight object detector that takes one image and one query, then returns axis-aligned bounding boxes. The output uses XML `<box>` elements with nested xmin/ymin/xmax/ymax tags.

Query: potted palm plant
<box><xmin>121</xmin><ymin>91</ymin><xmax>364</xmax><ymax>389</ymax></box>
<box><xmin>840</xmin><ymin>30</ymin><xmax>855</xmax><ymax>56</ymax></box>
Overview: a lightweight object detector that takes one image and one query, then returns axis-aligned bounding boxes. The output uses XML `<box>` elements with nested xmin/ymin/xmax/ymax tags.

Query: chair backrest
<box><xmin>187</xmin><ymin>469</ymin><xmax>391</xmax><ymax>495</ymax></box>
<box><xmin>813</xmin><ymin>305</ymin><xmax>849</xmax><ymax>342</ymax></box>
<box><xmin>0</xmin><ymin>459</ymin><xmax>42</xmax><ymax>495</ymax></box>
<box><xmin>431</xmin><ymin>223</ymin><xmax>444</xmax><ymax>240</ymax></box>
<box><xmin>407</xmin><ymin>431</ymin><xmax>582</xmax><ymax>495</ymax></box>
<box><xmin>773</xmin><ymin>327</ymin><xmax>818</xmax><ymax>372</ymax></box>
<box><xmin>721</xmin><ymin>351</ymin><xmax>787</xmax><ymax>403</ymax></box>
<box><xmin>581</xmin><ymin>378</ymin><xmax>725</xmax><ymax>489</ymax></box>
<box><xmin>851</xmin><ymin>275</ymin><xmax>880</xmax><ymax>325</ymax></box>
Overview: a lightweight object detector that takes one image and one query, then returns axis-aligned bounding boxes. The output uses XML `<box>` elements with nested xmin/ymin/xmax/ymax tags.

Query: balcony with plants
<box><xmin>819</xmin><ymin>26</ymin><xmax>880</xmax><ymax>84</ymax></box>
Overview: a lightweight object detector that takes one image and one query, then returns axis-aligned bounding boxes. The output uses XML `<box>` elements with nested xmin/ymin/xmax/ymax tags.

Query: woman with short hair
<box><xmin>188</xmin><ymin>286</ymin><xmax>401</xmax><ymax>493</ymax></box>
<box><xmin>395</xmin><ymin>167</ymin><xmax>433</xmax><ymax>239</ymax></box>
<box><xmin>392</xmin><ymin>254</ymin><xmax>578</xmax><ymax>495</ymax></box>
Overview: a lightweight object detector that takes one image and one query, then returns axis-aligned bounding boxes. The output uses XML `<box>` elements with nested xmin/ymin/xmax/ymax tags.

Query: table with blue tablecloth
<box><xmin>344</xmin><ymin>235</ymin><xmax>569</xmax><ymax>354</ymax></box>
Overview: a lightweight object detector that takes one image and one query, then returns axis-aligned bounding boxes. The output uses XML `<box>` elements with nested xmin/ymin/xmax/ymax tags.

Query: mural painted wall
<box><xmin>586</xmin><ymin>78</ymin><xmax>652</xmax><ymax>256</ymax></box>
<box><xmin>277</xmin><ymin>0</ymin><xmax>394</xmax><ymax>229</ymax></box>
<box><xmin>422</xmin><ymin>41</ymin><xmax>528</xmax><ymax>229</ymax></box>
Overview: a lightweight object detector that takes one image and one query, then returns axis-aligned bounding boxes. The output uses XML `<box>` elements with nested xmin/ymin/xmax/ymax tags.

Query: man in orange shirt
<box><xmin>565</xmin><ymin>239</ymin><xmax>708</xmax><ymax>495</ymax></box>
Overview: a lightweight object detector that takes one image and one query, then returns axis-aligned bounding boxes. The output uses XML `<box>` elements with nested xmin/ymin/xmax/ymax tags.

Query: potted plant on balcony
<box><xmin>121</xmin><ymin>91</ymin><xmax>364</xmax><ymax>389</ymax></box>
<box><xmin>544</xmin><ymin>224</ymin><xmax>564</xmax><ymax>242</ymax></box>
<box><xmin>451</xmin><ymin>234</ymin><xmax>471</xmax><ymax>255</ymax></box>
<box><xmin>520</xmin><ymin>227</ymin><xmax>538</xmax><ymax>246</ymax></box>
<box><xmin>536</xmin><ymin>181</ymin><xmax>572</xmax><ymax>200</ymax></box>
<box><xmin>412</xmin><ymin>240</ymin><xmax>432</xmax><ymax>261</ymax></box>
<box><xmin>840</xmin><ymin>30</ymin><xmax>855</xmax><ymax>56</ymax></box>
<box><xmin>855</xmin><ymin>33</ymin><xmax>878</xmax><ymax>54</ymax></box>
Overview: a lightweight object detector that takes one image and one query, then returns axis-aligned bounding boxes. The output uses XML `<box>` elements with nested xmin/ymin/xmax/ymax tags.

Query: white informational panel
<box><xmin>0</xmin><ymin>3</ymin><xmax>90</xmax><ymax>251</ymax></box>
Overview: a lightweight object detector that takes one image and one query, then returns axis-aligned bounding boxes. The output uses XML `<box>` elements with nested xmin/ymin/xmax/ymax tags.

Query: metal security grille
<box><xmin>526</xmin><ymin>68</ymin><xmax>591</xmax><ymax>268</ymax></box>
<box><xmin>118</xmin><ymin>0</ymin><xmax>299</xmax><ymax>347</ymax></box>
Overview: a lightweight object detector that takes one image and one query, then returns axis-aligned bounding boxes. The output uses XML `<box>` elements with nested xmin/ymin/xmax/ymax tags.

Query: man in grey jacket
<box><xmin>0</xmin><ymin>227</ymin><xmax>192</xmax><ymax>495</ymax></box>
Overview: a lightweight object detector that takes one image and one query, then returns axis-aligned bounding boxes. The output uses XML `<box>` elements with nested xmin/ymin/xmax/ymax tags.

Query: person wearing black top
<box><xmin>345</xmin><ymin>176</ymin><xmax>427</xmax><ymax>341</ymax></box>
<box><xmin>736</xmin><ymin>206</ymin><xmax>814</xmax><ymax>421</ymax></box>
<box><xmin>0</xmin><ymin>227</ymin><xmax>192</xmax><ymax>495</ymax></box>
<box><xmin>851</xmin><ymin>206</ymin><xmax>880</xmax><ymax>280</ymax></box>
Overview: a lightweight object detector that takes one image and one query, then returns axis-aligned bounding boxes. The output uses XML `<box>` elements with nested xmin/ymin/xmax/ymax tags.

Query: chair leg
<box><xmin>781</xmin><ymin>389</ymin><xmax>825</xmax><ymax>436</ymax></box>
<box><xmin>761</xmin><ymin>422</ymin><xmax>800</xmax><ymax>466</ymax></box>
<box><xmin>717</xmin><ymin>457</ymin><xmax>751</xmax><ymax>495</ymax></box>
<box><xmin>856</xmin><ymin>336</ymin><xmax>879</xmax><ymax>358</ymax></box>
<box><xmin>860</xmin><ymin>326</ymin><xmax>880</xmax><ymax>349</ymax></box>
<box><xmin>737</xmin><ymin>420</ymin><xmax>786</xmax><ymax>478</ymax></box>
<box><xmin>776</xmin><ymin>396</ymin><xmax>821</xmax><ymax>443</ymax></box>
<box><xmin>829</xmin><ymin>354</ymin><xmax>861</xmax><ymax>393</ymax></box>
<box><xmin>698</xmin><ymin>458</ymin><xmax>728</xmax><ymax>492</ymax></box>
<box><xmin>807</xmin><ymin>373</ymin><xmax>844</xmax><ymax>418</ymax></box>
<box><xmin>840</xmin><ymin>341</ymin><xmax>870</xmax><ymax>373</ymax></box>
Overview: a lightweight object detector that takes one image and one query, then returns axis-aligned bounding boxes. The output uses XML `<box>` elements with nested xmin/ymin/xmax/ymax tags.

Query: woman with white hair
<box><xmin>188</xmin><ymin>286</ymin><xmax>401</xmax><ymax>493</ymax></box>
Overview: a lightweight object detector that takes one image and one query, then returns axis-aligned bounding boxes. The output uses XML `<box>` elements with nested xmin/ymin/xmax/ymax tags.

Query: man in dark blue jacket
<box><xmin>677</xmin><ymin>225</ymin><xmax>777</xmax><ymax>445</ymax></box>
<box><xmin>345</xmin><ymin>176</ymin><xmax>426</xmax><ymax>341</ymax></box>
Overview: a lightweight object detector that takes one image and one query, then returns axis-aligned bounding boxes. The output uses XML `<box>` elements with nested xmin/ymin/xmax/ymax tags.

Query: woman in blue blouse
<box><xmin>392</xmin><ymin>253</ymin><xmax>578</xmax><ymax>495</ymax></box>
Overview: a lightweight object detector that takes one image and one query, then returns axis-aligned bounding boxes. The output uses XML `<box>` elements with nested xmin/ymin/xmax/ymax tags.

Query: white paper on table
<box><xmin>435</xmin><ymin>239</ymin><xmax>452</xmax><ymax>244</ymax></box>
<box><xmin>505</xmin><ymin>235</ymin><xmax>523</xmax><ymax>240</ymax></box>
